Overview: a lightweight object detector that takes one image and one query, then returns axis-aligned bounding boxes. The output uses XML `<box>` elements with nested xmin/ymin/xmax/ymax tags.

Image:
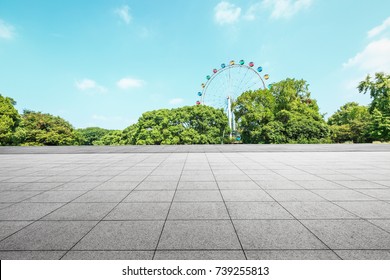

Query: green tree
<box><xmin>327</xmin><ymin>102</ymin><xmax>371</xmax><ymax>143</ymax></box>
<box><xmin>0</xmin><ymin>94</ymin><xmax>21</xmax><ymax>145</ymax></box>
<box><xmin>233</xmin><ymin>79</ymin><xmax>330</xmax><ymax>144</ymax></box>
<box><xmin>124</xmin><ymin>105</ymin><xmax>229</xmax><ymax>145</ymax></box>
<box><xmin>92</xmin><ymin>130</ymin><xmax>124</xmax><ymax>145</ymax></box>
<box><xmin>77</xmin><ymin>127</ymin><xmax>111</xmax><ymax>145</ymax></box>
<box><xmin>19</xmin><ymin>110</ymin><xmax>79</xmax><ymax>146</ymax></box>
<box><xmin>358</xmin><ymin>72</ymin><xmax>390</xmax><ymax>141</ymax></box>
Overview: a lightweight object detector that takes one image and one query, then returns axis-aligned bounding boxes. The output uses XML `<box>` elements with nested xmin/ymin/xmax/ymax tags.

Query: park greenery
<box><xmin>0</xmin><ymin>73</ymin><xmax>389</xmax><ymax>146</ymax></box>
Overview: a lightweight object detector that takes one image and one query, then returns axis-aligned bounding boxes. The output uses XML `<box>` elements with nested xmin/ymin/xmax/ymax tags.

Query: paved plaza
<box><xmin>0</xmin><ymin>144</ymin><xmax>390</xmax><ymax>260</ymax></box>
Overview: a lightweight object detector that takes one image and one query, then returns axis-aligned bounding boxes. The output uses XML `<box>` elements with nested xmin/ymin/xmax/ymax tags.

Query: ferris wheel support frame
<box><xmin>197</xmin><ymin>61</ymin><xmax>269</xmax><ymax>140</ymax></box>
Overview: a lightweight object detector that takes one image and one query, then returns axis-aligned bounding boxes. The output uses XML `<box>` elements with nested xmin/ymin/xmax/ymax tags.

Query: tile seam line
<box><xmin>59</xmin><ymin>153</ymin><xmax>170</xmax><ymax>260</ymax></box>
<box><xmin>152</xmin><ymin>153</ymin><xmax>189</xmax><ymax>260</ymax></box>
<box><xmin>276</xmin><ymin>157</ymin><xmax>390</xmax><ymax>236</ymax></box>
<box><xmin>205</xmin><ymin>152</ymin><xmax>248</xmax><ymax>260</ymax></box>
<box><xmin>231</xmin><ymin>152</ymin><xmax>343</xmax><ymax>260</ymax></box>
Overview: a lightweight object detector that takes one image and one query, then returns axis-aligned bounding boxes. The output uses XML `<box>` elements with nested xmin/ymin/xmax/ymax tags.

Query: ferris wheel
<box><xmin>196</xmin><ymin>60</ymin><xmax>270</xmax><ymax>137</ymax></box>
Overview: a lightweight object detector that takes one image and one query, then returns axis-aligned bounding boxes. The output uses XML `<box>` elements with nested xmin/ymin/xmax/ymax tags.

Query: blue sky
<box><xmin>1</xmin><ymin>0</ymin><xmax>389</xmax><ymax>129</ymax></box>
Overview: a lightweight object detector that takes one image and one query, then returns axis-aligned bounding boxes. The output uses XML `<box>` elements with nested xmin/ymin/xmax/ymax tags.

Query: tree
<box><xmin>92</xmin><ymin>130</ymin><xmax>124</xmax><ymax>145</ymax></box>
<box><xmin>124</xmin><ymin>105</ymin><xmax>229</xmax><ymax>145</ymax></box>
<box><xmin>0</xmin><ymin>94</ymin><xmax>21</xmax><ymax>145</ymax></box>
<box><xmin>358</xmin><ymin>72</ymin><xmax>390</xmax><ymax>141</ymax></box>
<box><xmin>77</xmin><ymin>127</ymin><xmax>111</xmax><ymax>145</ymax></box>
<box><xmin>233</xmin><ymin>79</ymin><xmax>330</xmax><ymax>144</ymax></box>
<box><xmin>327</xmin><ymin>102</ymin><xmax>371</xmax><ymax>143</ymax></box>
<box><xmin>18</xmin><ymin>110</ymin><xmax>79</xmax><ymax>146</ymax></box>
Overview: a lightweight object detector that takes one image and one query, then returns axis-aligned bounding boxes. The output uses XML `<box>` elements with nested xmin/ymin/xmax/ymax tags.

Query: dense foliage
<box><xmin>233</xmin><ymin>79</ymin><xmax>330</xmax><ymax>144</ymax></box>
<box><xmin>123</xmin><ymin>105</ymin><xmax>229</xmax><ymax>145</ymax></box>
<box><xmin>17</xmin><ymin>110</ymin><xmax>79</xmax><ymax>146</ymax></box>
<box><xmin>0</xmin><ymin>94</ymin><xmax>21</xmax><ymax>145</ymax></box>
<box><xmin>1</xmin><ymin>73</ymin><xmax>389</xmax><ymax>146</ymax></box>
<box><xmin>327</xmin><ymin>102</ymin><xmax>371</xmax><ymax>143</ymax></box>
<box><xmin>358</xmin><ymin>72</ymin><xmax>390</xmax><ymax>142</ymax></box>
<box><xmin>77</xmin><ymin>127</ymin><xmax>111</xmax><ymax>145</ymax></box>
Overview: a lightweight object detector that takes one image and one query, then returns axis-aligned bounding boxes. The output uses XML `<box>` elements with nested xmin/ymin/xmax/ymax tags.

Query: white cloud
<box><xmin>115</xmin><ymin>5</ymin><xmax>131</xmax><ymax>24</ymax></box>
<box><xmin>169</xmin><ymin>98</ymin><xmax>184</xmax><ymax>105</ymax></box>
<box><xmin>117</xmin><ymin>77</ymin><xmax>144</xmax><ymax>90</ymax></box>
<box><xmin>75</xmin><ymin>79</ymin><xmax>107</xmax><ymax>93</ymax></box>
<box><xmin>0</xmin><ymin>19</ymin><xmax>15</xmax><ymax>39</ymax></box>
<box><xmin>214</xmin><ymin>1</ymin><xmax>241</xmax><ymax>25</ymax></box>
<box><xmin>244</xmin><ymin>3</ymin><xmax>262</xmax><ymax>21</ymax></box>
<box><xmin>368</xmin><ymin>17</ymin><xmax>390</xmax><ymax>38</ymax></box>
<box><xmin>343</xmin><ymin>38</ymin><xmax>390</xmax><ymax>73</ymax></box>
<box><xmin>262</xmin><ymin>0</ymin><xmax>312</xmax><ymax>19</ymax></box>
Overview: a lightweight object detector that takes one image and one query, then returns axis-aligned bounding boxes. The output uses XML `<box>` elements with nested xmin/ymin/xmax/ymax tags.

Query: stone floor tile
<box><xmin>74</xmin><ymin>221</ymin><xmax>164</xmax><ymax>250</ymax></box>
<box><xmin>234</xmin><ymin>220</ymin><xmax>327</xmax><ymax>250</ymax></box>
<box><xmin>157</xmin><ymin>220</ymin><xmax>241</xmax><ymax>250</ymax></box>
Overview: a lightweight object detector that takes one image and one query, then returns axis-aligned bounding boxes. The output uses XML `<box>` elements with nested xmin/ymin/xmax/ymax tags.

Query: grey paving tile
<box><xmin>110</xmin><ymin>175</ymin><xmax>147</xmax><ymax>182</ymax></box>
<box><xmin>73</xmin><ymin>191</ymin><xmax>130</xmax><ymax>203</ymax></box>
<box><xmin>374</xmin><ymin>181</ymin><xmax>390</xmax><ymax>187</ymax></box>
<box><xmin>255</xmin><ymin>180</ymin><xmax>303</xmax><ymax>190</ymax></box>
<box><xmin>320</xmin><ymin>175</ymin><xmax>360</xmax><ymax>181</ymax></box>
<box><xmin>124</xmin><ymin>191</ymin><xmax>175</xmax><ymax>202</ymax></box>
<box><xmin>226</xmin><ymin>202</ymin><xmax>293</xmax><ymax>219</ymax></box>
<box><xmin>72</xmin><ymin>176</ymin><xmax>113</xmax><ymax>182</ymax></box>
<box><xmin>0</xmin><ymin>203</ymin><xmax>64</xmax><ymax>220</ymax></box>
<box><xmin>174</xmin><ymin>190</ymin><xmax>222</xmax><ymax>202</ymax></box>
<box><xmin>177</xmin><ymin>181</ymin><xmax>218</xmax><ymax>190</ymax></box>
<box><xmin>215</xmin><ymin>174</ymin><xmax>252</xmax><ymax>181</ymax></box>
<box><xmin>74</xmin><ymin>221</ymin><xmax>164</xmax><ymax>250</ymax></box>
<box><xmin>312</xmin><ymin>190</ymin><xmax>375</xmax><ymax>201</ymax></box>
<box><xmin>281</xmin><ymin>174</ymin><xmax>322</xmax><ymax>181</ymax></box>
<box><xmin>37</xmin><ymin>176</ymin><xmax>79</xmax><ymax>183</ymax></box>
<box><xmin>168</xmin><ymin>202</ymin><xmax>229</xmax><ymax>220</ymax></box>
<box><xmin>358</xmin><ymin>189</ymin><xmax>390</xmax><ymax>200</ymax></box>
<box><xmin>158</xmin><ymin>220</ymin><xmax>241</xmax><ymax>250</ymax></box>
<box><xmin>43</xmin><ymin>203</ymin><xmax>117</xmax><ymax>220</ymax></box>
<box><xmin>221</xmin><ymin>190</ymin><xmax>274</xmax><ymax>202</ymax></box>
<box><xmin>0</xmin><ymin>251</ymin><xmax>65</xmax><ymax>260</ymax></box>
<box><xmin>16</xmin><ymin>182</ymin><xmax>63</xmax><ymax>191</ymax></box>
<box><xmin>105</xmin><ymin>202</ymin><xmax>170</xmax><ymax>220</ymax></box>
<box><xmin>267</xmin><ymin>190</ymin><xmax>325</xmax><ymax>202</ymax></box>
<box><xmin>154</xmin><ymin>250</ymin><xmax>245</xmax><ymax>260</ymax></box>
<box><xmin>0</xmin><ymin>221</ymin><xmax>32</xmax><ymax>240</ymax></box>
<box><xmin>56</xmin><ymin>182</ymin><xmax>101</xmax><ymax>191</ymax></box>
<box><xmin>302</xmin><ymin>220</ymin><xmax>390</xmax><ymax>249</ymax></box>
<box><xmin>0</xmin><ymin>191</ymin><xmax>42</xmax><ymax>203</ymax></box>
<box><xmin>181</xmin><ymin>174</ymin><xmax>215</xmax><ymax>181</ymax></box>
<box><xmin>335</xmin><ymin>180</ymin><xmax>388</xmax><ymax>189</ymax></box>
<box><xmin>246</xmin><ymin>250</ymin><xmax>340</xmax><ymax>260</ymax></box>
<box><xmin>280</xmin><ymin>202</ymin><xmax>358</xmax><ymax>219</ymax></box>
<box><xmin>0</xmin><ymin>182</ymin><xmax>26</xmax><ymax>191</ymax></box>
<box><xmin>26</xmin><ymin>191</ymin><xmax>86</xmax><ymax>202</ymax></box>
<box><xmin>62</xmin><ymin>250</ymin><xmax>153</xmax><ymax>260</ymax></box>
<box><xmin>368</xmin><ymin>219</ymin><xmax>390</xmax><ymax>232</ymax></box>
<box><xmin>136</xmin><ymin>181</ymin><xmax>178</xmax><ymax>190</ymax></box>
<box><xmin>93</xmin><ymin>181</ymin><xmax>140</xmax><ymax>191</ymax></box>
<box><xmin>0</xmin><ymin>221</ymin><xmax>97</xmax><ymax>250</ymax></box>
<box><xmin>335</xmin><ymin>201</ymin><xmax>390</xmax><ymax>218</ymax></box>
<box><xmin>234</xmin><ymin>220</ymin><xmax>327</xmax><ymax>249</ymax></box>
<box><xmin>335</xmin><ymin>250</ymin><xmax>390</xmax><ymax>260</ymax></box>
<box><xmin>0</xmin><ymin>203</ymin><xmax>12</xmax><ymax>210</ymax></box>
<box><xmin>144</xmin><ymin>175</ymin><xmax>180</xmax><ymax>182</ymax></box>
<box><xmin>5</xmin><ymin>176</ymin><xmax>45</xmax><ymax>183</ymax></box>
<box><xmin>294</xmin><ymin>180</ymin><xmax>346</xmax><ymax>190</ymax></box>
<box><xmin>218</xmin><ymin>181</ymin><xmax>260</xmax><ymax>190</ymax></box>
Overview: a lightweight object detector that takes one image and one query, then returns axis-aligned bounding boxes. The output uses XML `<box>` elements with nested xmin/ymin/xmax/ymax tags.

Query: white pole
<box><xmin>227</xmin><ymin>96</ymin><xmax>232</xmax><ymax>138</ymax></box>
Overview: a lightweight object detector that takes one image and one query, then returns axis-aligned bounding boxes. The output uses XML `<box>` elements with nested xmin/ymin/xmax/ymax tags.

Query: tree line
<box><xmin>0</xmin><ymin>72</ymin><xmax>389</xmax><ymax>146</ymax></box>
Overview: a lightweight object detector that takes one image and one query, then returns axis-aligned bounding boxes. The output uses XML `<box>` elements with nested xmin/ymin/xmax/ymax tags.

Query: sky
<box><xmin>1</xmin><ymin>0</ymin><xmax>390</xmax><ymax>129</ymax></box>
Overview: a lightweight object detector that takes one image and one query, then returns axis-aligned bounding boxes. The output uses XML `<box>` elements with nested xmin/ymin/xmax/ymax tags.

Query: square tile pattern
<box><xmin>0</xmin><ymin>146</ymin><xmax>390</xmax><ymax>260</ymax></box>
